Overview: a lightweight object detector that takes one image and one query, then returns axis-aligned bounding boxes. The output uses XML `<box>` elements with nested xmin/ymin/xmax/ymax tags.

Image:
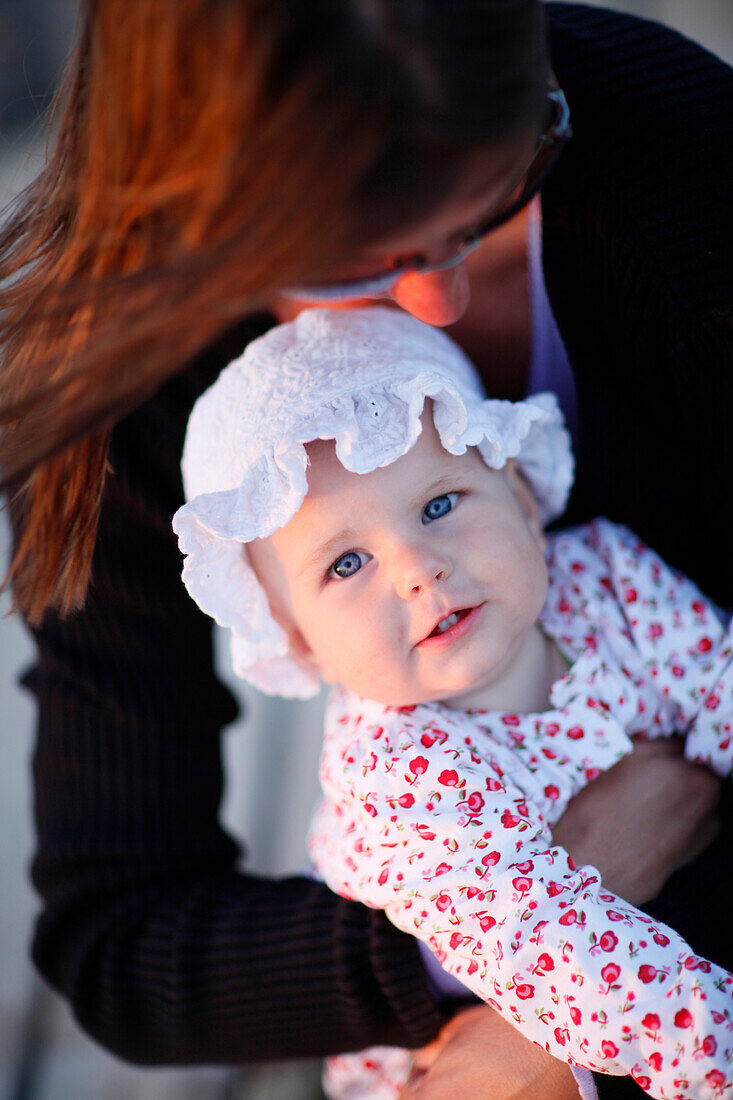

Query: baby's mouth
<box><xmin>427</xmin><ymin>608</ymin><xmax>471</xmax><ymax>638</ymax></box>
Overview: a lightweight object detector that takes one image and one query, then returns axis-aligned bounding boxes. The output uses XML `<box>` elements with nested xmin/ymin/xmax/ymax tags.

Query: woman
<box><xmin>1</xmin><ymin>3</ymin><xmax>730</xmax><ymax>1098</ymax></box>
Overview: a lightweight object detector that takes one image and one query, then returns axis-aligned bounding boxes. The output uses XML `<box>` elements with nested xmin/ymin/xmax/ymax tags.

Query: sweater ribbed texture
<box><xmin>22</xmin><ymin>3</ymin><xmax>733</xmax><ymax>1072</ymax></box>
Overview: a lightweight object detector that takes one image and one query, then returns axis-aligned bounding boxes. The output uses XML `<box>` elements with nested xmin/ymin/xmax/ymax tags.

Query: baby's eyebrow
<box><xmin>409</xmin><ymin>475</ymin><xmax>459</xmax><ymax>509</ymax></box>
<box><xmin>297</xmin><ymin>529</ymin><xmax>356</xmax><ymax>578</ymax></box>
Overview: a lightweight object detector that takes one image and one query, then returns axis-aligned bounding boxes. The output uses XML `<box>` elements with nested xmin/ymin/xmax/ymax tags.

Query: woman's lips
<box><xmin>418</xmin><ymin>604</ymin><xmax>483</xmax><ymax>647</ymax></box>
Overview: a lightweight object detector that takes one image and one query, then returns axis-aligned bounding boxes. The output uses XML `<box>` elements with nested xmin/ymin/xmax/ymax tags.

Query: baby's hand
<box><xmin>552</xmin><ymin>736</ymin><xmax>720</xmax><ymax>905</ymax></box>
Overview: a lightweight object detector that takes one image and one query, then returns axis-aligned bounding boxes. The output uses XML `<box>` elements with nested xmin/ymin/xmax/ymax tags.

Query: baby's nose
<box><xmin>394</xmin><ymin>545</ymin><xmax>452</xmax><ymax>600</ymax></box>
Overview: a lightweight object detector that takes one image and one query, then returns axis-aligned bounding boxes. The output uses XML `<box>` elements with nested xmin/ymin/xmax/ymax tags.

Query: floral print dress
<box><xmin>309</xmin><ymin>520</ymin><xmax>733</xmax><ymax>1100</ymax></box>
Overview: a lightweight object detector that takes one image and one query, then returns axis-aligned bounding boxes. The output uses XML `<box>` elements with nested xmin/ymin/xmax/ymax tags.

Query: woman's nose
<box><xmin>389</xmin><ymin>263</ymin><xmax>470</xmax><ymax>326</ymax></box>
<box><xmin>394</xmin><ymin>545</ymin><xmax>452</xmax><ymax>600</ymax></box>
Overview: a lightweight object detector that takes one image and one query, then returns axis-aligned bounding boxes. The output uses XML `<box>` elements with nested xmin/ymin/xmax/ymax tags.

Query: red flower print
<box><xmin>567</xmin><ymin>726</ymin><xmax>584</xmax><ymax>740</ymax></box>
<box><xmin>642</xmin><ymin>1013</ymin><xmax>660</xmax><ymax>1033</ymax></box>
<box><xmin>558</xmin><ymin>908</ymin><xmax>577</xmax><ymax>926</ymax></box>
<box><xmin>554</xmin><ymin>1027</ymin><xmax>569</xmax><ymax>1046</ymax></box>
<box><xmin>468</xmin><ymin>960</ymin><xmax>479</xmax><ymax>976</ymax></box>
<box><xmin>701</xmin><ymin>1036</ymin><xmax>717</xmax><ymax>1057</ymax></box>
<box><xmin>512</xmin><ymin>876</ymin><xmax>533</xmax><ymax>896</ymax></box>
<box><xmin>478</xmin><ymin>913</ymin><xmax>496</xmax><ymax>932</ymax></box>
<box><xmin>599</xmin><ymin>931</ymin><xmax>618</xmax><ymax>952</ymax></box>
<box><xmin>697</xmin><ymin>637</ymin><xmax>712</xmax><ymax>653</ymax></box>
<box><xmin>438</xmin><ymin>769</ymin><xmax>459</xmax><ymax>786</ymax></box>
<box><xmin>674</xmin><ymin>1009</ymin><xmax>693</xmax><ymax>1029</ymax></box>
<box><xmin>558</xmin><ymin>597</ymin><xmax>571</xmax><ymax>613</ymax></box>
<box><xmin>514</xmin><ymin>860</ymin><xmax>534</xmax><ymax>874</ymax></box>
<box><xmin>705</xmin><ymin>694</ymin><xmax>720</xmax><ymax>710</ymax></box>
<box><xmin>435</xmin><ymin>892</ymin><xmax>451</xmax><ymax>912</ymax></box>
<box><xmin>421</xmin><ymin>728</ymin><xmax>448</xmax><ymax>747</ymax></box>
<box><xmin>648</xmin><ymin>623</ymin><xmax>663</xmax><ymax>640</ymax></box>
<box><xmin>544</xmin><ymin>784</ymin><xmax>560</xmax><ymax>801</ymax></box>
<box><xmin>601</xmin><ymin>1040</ymin><xmax>619</xmax><ymax>1058</ymax></box>
<box><xmin>378</xmin><ymin>867</ymin><xmax>389</xmax><ymax>886</ymax></box>
<box><xmin>692</xmin><ymin>600</ymin><xmax>706</xmax><ymax>615</ymax></box>
<box><xmin>398</xmin><ymin>793</ymin><xmax>415</xmax><ymax>808</ymax></box>
<box><xmin>545</xmin><ymin>722</ymin><xmax>560</xmax><ymax>736</ymax></box>
<box><xmin>601</xmin><ymin>963</ymin><xmax>621</xmax><ymax>985</ymax></box>
<box><xmin>547</xmin><ymin>882</ymin><xmax>566</xmax><ymax>898</ymax></box>
<box><xmin>514</xmin><ymin>981</ymin><xmax>535</xmax><ymax>1000</ymax></box>
<box><xmin>409</xmin><ymin>756</ymin><xmax>429</xmax><ymax>776</ymax></box>
<box><xmin>542</xmin><ymin>747</ymin><xmax>558</xmax><ymax>760</ymax></box>
<box><xmin>416</xmin><ymin>825</ymin><xmax>436</xmax><ymax>841</ymax></box>
<box><xmin>632</xmin><ymin>1076</ymin><xmax>651</xmax><ymax>1091</ymax></box>
<box><xmin>638</xmin><ymin>964</ymin><xmax>658</xmax><ymax>984</ymax></box>
<box><xmin>465</xmin><ymin>791</ymin><xmax>485</xmax><ymax>812</ymax></box>
<box><xmin>435</xmin><ymin>862</ymin><xmax>451</xmax><ymax>876</ymax></box>
<box><xmin>706</xmin><ymin>1070</ymin><xmax>727</xmax><ymax>1090</ymax></box>
<box><xmin>648</xmin><ymin>1053</ymin><xmax>663</xmax><ymax>1072</ymax></box>
<box><xmin>485</xmin><ymin>777</ymin><xmax>504</xmax><ymax>792</ymax></box>
<box><xmin>535</xmin><ymin>953</ymin><xmax>555</xmax><ymax>973</ymax></box>
<box><xmin>569</xmin><ymin>1006</ymin><xmax>582</xmax><ymax>1025</ymax></box>
<box><xmin>671</xmin><ymin>664</ymin><xmax>685</xmax><ymax>677</ymax></box>
<box><xmin>624</xmin><ymin>588</ymin><xmax>637</xmax><ymax>603</ymax></box>
<box><xmin>482</xmin><ymin>851</ymin><xmax>501</xmax><ymax>868</ymax></box>
<box><xmin>500</xmin><ymin>810</ymin><xmax>521</xmax><ymax>828</ymax></box>
<box><xmin>652</xmin><ymin>931</ymin><xmax>670</xmax><ymax>947</ymax></box>
<box><xmin>449</xmin><ymin>933</ymin><xmax>464</xmax><ymax>950</ymax></box>
<box><xmin>364</xmin><ymin>799</ymin><xmax>378</xmax><ymax>818</ymax></box>
<box><xmin>502</xmin><ymin>714</ymin><xmax>521</xmax><ymax>726</ymax></box>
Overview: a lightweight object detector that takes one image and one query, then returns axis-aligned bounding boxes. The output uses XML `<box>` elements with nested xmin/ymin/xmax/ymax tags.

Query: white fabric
<box><xmin>173</xmin><ymin>307</ymin><xmax>574</xmax><ymax>698</ymax></box>
<box><xmin>311</xmin><ymin>520</ymin><xmax>733</xmax><ymax>1100</ymax></box>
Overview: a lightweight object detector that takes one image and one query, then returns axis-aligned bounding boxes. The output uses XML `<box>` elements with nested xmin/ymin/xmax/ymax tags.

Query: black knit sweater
<box><xmin>23</xmin><ymin>3</ymin><xmax>733</xmax><ymax>1071</ymax></box>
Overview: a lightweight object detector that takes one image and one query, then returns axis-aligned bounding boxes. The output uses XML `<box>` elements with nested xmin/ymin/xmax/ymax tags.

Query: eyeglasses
<box><xmin>284</xmin><ymin>87</ymin><xmax>571</xmax><ymax>303</ymax></box>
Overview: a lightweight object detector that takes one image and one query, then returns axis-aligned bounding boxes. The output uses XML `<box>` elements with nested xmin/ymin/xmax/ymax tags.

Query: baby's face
<box><xmin>248</xmin><ymin>415</ymin><xmax>549</xmax><ymax>709</ymax></box>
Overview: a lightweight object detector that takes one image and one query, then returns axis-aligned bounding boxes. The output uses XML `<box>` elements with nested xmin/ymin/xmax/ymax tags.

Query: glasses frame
<box><xmin>284</xmin><ymin>87</ymin><xmax>572</xmax><ymax>303</ymax></box>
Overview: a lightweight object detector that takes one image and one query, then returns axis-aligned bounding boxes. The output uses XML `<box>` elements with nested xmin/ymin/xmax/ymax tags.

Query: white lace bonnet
<box><xmin>173</xmin><ymin>306</ymin><xmax>574</xmax><ymax>698</ymax></box>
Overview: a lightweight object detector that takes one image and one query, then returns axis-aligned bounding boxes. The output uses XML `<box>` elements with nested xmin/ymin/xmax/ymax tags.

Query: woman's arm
<box><xmin>22</xmin><ymin>320</ymin><xmax>445</xmax><ymax>1065</ymax></box>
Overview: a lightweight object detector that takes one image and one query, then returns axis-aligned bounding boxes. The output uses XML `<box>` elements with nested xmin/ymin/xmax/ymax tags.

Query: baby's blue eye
<box><xmin>330</xmin><ymin>550</ymin><xmax>371</xmax><ymax>580</ymax></box>
<box><xmin>422</xmin><ymin>492</ymin><xmax>458</xmax><ymax>524</ymax></box>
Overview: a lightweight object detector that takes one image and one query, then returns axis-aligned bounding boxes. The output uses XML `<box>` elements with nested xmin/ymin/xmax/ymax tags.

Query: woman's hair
<box><xmin>0</xmin><ymin>0</ymin><xmax>547</xmax><ymax>623</ymax></box>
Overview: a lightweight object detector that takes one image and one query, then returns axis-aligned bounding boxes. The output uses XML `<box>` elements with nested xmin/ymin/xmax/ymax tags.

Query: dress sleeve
<box><xmin>311</xmin><ymin>697</ymin><xmax>733</xmax><ymax>1100</ymax></box>
<box><xmin>574</xmin><ymin>520</ymin><xmax>733</xmax><ymax>776</ymax></box>
<box><xmin>21</xmin><ymin>332</ymin><xmax>445</xmax><ymax>1065</ymax></box>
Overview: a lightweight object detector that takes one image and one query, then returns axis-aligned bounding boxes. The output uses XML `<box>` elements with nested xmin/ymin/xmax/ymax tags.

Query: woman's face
<box><xmin>277</xmin><ymin>136</ymin><xmax>537</xmax><ymax>327</ymax></box>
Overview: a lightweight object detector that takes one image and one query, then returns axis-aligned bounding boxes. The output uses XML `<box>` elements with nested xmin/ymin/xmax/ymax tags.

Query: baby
<box><xmin>173</xmin><ymin>307</ymin><xmax>733</xmax><ymax>1100</ymax></box>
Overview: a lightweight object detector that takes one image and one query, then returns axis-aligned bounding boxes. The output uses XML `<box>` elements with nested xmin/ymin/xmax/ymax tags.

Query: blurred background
<box><xmin>1</xmin><ymin>2</ymin><xmax>732</xmax><ymax>1097</ymax></box>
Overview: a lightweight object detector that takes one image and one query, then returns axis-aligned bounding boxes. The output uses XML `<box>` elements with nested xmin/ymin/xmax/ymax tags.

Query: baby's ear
<box><xmin>503</xmin><ymin>460</ymin><xmax>547</xmax><ymax>552</ymax></box>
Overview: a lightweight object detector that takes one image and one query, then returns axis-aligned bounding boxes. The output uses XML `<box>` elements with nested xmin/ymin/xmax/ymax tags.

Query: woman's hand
<box><xmin>402</xmin><ymin>1005</ymin><xmax>579</xmax><ymax>1100</ymax></box>
<box><xmin>552</xmin><ymin>736</ymin><xmax>721</xmax><ymax>905</ymax></box>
